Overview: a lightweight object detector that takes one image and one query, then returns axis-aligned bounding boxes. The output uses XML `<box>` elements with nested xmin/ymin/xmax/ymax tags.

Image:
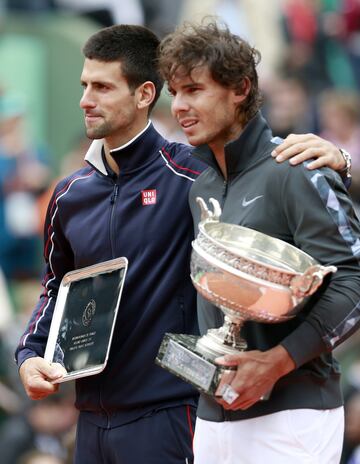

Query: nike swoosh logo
<box><xmin>242</xmin><ymin>195</ymin><xmax>264</xmax><ymax>207</ymax></box>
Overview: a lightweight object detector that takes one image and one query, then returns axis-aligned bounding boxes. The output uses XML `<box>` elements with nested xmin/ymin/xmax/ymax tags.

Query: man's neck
<box><xmin>103</xmin><ymin>120</ymin><xmax>151</xmax><ymax>175</ymax></box>
<box><xmin>209</xmin><ymin>122</ymin><xmax>244</xmax><ymax>179</ymax></box>
<box><xmin>212</xmin><ymin>148</ymin><xmax>227</xmax><ymax>179</ymax></box>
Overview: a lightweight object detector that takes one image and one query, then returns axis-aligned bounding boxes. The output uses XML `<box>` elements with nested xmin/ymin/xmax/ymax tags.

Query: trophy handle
<box><xmin>196</xmin><ymin>197</ymin><xmax>222</xmax><ymax>222</ymax></box>
<box><xmin>290</xmin><ymin>264</ymin><xmax>337</xmax><ymax>299</ymax></box>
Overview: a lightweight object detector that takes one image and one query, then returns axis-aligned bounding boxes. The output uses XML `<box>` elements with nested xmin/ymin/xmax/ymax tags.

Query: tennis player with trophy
<box><xmin>156</xmin><ymin>18</ymin><xmax>360</xmax><ymax>464</ymax></box>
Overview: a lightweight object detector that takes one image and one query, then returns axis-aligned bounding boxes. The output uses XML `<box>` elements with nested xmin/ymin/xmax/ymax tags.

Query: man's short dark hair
<box><xmin>159</xmin><ymin>19</ymin><xmax>263</xmax><ymax>124</ymax></box>
<box><xmin>83</xmin><ymin>24</ymin><xmax>164</xmax><ymax>112</ymax></box>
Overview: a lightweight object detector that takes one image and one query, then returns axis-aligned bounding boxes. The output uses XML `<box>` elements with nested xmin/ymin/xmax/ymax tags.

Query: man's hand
<box><xmin>19</xmin><ymin>357</ymin><xmax>67</xmax><ymax>400</ymax></box>
<box><xmin>272</xmin><ymin>133</ymin><xmax>345</xmax><ymax>172</ymax></box>
<box><xmin>214</xmin><ymin>345</ymin><xmax>295</xmax><ymax>411</ymax></box>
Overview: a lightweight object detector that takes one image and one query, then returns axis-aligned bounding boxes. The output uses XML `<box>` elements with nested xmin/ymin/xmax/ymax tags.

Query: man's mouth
<box><xmin>179</xmin><ymin>119</ymin><xmax>198</xmax><ymax>130</ymax></box>
<box><xmin>85</xmin><ymin>113</ymin><xmax>102</xmax><ymax>122</ymax></box>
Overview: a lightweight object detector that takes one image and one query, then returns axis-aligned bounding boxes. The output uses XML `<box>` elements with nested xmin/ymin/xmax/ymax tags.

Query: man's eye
<box><xmin>95</xmin><ymin>84</ymin><xmax>109</xmax><ymax>91</ymax></box>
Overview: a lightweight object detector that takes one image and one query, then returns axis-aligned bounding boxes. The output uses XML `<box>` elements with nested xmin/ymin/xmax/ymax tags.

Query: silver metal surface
<box><xmin>44</xmin><ymin>257</ymin><xmax>128</xmax><ymax>382</ymax></box>
<box><xmin>191</xmin><ymin>197</ymin><xmax>337</xmax><ymax>356</ymax></box>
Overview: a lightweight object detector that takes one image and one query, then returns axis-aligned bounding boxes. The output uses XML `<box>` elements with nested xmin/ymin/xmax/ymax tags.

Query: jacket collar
<box><xmin>84</xmin><ymin>121</ymin><xmax>166</xmax><ymax>175</ymax></box>
<box><xmin>192</xmin><ymin>112</ymin><xmax>274</xmax><ymax>178</ymax></box>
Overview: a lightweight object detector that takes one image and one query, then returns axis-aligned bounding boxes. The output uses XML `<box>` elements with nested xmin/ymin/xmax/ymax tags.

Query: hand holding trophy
<box><xmin>156</xmin><ymin>197</ymin><xmax>337</xmax><ymax>399</ymax></box>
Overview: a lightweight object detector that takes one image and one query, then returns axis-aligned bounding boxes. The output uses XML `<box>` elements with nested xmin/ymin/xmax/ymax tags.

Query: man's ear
<box><xmin>136</xmin><ymin>81</ymin><xmax>156</xmax><ymax>109</ymax></box>
<box><xmin>234</xmin><ymin>77</ymin><xmax>251</xmax><ymax>104</ymax></box>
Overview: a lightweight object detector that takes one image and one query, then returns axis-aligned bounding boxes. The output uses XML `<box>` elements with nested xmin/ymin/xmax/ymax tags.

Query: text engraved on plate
<box><xmin>162</xmin><ymin>340</ymin><xmax>216</xmax><ymax>391</ymax></box>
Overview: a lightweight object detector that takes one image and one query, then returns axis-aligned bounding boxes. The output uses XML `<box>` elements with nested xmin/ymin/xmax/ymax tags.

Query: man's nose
<box><xmin>171</xmin><ymin>94</ymin><xmax>189</xmax><ymax>115</ymax></box>
<box><xmin>80</xmin><ymin>88</ymin><xmax>95</xmax><ymax>109</ymax></box>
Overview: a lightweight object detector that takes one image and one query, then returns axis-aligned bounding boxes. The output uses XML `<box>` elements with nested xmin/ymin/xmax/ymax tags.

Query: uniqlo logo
<box><xmin>141</xmin><ymin>189</ymin><xmax>157</xmax><ymax>205</ymax></box>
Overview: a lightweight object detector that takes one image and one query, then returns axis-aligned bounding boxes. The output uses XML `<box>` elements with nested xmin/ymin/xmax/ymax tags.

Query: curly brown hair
<box><xmin>158</xmin><ymin>18</ymin><xmax>263</xmax><ymax>125</ymax></box>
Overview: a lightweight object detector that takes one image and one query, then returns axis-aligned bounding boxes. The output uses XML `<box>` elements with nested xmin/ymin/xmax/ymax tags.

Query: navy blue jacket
<box><xmin>16</xmin><ymin>123</ymin><xmax>205</xmax><ymax>426</ymax></box>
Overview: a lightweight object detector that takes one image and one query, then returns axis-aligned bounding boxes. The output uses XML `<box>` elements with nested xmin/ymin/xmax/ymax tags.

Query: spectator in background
<box><xmin>141</xmin><ymin>0</ymin><xmax>184</xmax><ymax>37</ymax></box>
<box><xmin>57</xmin><ymin>0</ymin><xmax>185</xmax><ymax>38</ymax></box>
<box><xmin>179</xmin><ymin>0</ymin><xmax>285</xmax><ymax>86</ymax></box>
<box><xmin>344</xmin><ymin>390</ymin><xmax>360</xmax><ymax>463</ymax></box>
<box><xmin>318</xmin><ymin>89</ymin><xmax>360</xmax><ymax>167</ymax></box>
<box><xmin>0</xmin><ymin>91</ymin><xmax>50</xmax><ymax>282</ymax></box>
<box><xmin>318</xmin><ymin>0</ymin><xmax>360</xmax><ymax>91</ymax></box>
<box><xmin>0</xmin><ymin>266</ymin><xmax>14</xmax><ymax>330</ymax></box>
<box><xmin>341</xmin><ymin>358</ymin><xmax>360</xmax><ymax>463</ymax></box>
<box><xmin>280</xmin><ymin>0</ymin><xmax>330</xmax><ymax>93</ymax></box>
<box><xmin>280</xmin><ymin>0</ymin><xmax>358</xmax><ymax>93</ymax></box>
<box><xmin>0</xmin><ymin>385</ymin><xmax>77</xmax><ymax>464</ymax></box>
<box><xmin>0</xmin><ymin>241</ymin><xmax>23</xmax><ymax>429</ymax></box>
<box><xmin>262</xmin><ymin>76</ymin><xmax>317</xmax><ymax>139</ymax></box>
<box><xmin>317</xmin><ymin>89</ymin><xmax>360</xmax><ymax>207</ymax></box>
<box><xmin>341</xmin><ymin>0</ymin><xmax>360</xmax><ymax>89</ymax></box>
<box><xmin>55</xmin><ymin>0</ymin><xmax>144</xmax><ymax>27</ymax></box>
<box><xmin>17</xmin><ymin>450</ymin><xmax>65</xmax><ymax>464</ymax></box>
<box><xmin>36</xmin><ymin>134</ymin><xmax>90</xmax><ymax>232</ymax></box>
<box><xmin>16</xmin><ymin>450</ymin><xmax>65</xmax><ymax>464</ymax></box>
<box><xmin>4</xmin><ymin>0</ymin><xmax>57</xmax><ymax>13</ymax></box>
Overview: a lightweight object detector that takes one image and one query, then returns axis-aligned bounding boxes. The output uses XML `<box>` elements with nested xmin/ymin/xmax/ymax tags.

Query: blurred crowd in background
<box><xmin>1</xmin><ymin>0</ymin><xmax>360</xmax><ymax>463</ymax></box>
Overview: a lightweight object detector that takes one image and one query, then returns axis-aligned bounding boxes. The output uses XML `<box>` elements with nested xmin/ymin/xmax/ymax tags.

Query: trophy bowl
<box><xmin>191</xmin><ymin>197</ymin><xmax>337</xmax><ymax>358</ymax></box>
<box><xmin>156</xmin><ymin>197</ymin><xmax>336</xmax><ymax>396</ymax></box>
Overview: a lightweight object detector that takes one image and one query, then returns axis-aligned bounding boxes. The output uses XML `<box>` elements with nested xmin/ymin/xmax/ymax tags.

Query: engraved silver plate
<box><xmin>44</xmin><ymin>257</ymin><xmax>128</xmax><ymax>382</ymax></box>
<box><xmin>161</xmin><ymin>339</ymin><xmax>217</xmax><ymax>391</ymax></box>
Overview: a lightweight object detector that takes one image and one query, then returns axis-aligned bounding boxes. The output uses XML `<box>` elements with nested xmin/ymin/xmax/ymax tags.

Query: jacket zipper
<box><xmin>109</xmin><ymin>183</ymin><xmax>120</xmax><ymax>258</ymax></box>
<box><xmin>94</xmin><ymin>182</ymin><xmax>121</xmax><ymax>426</ymax></box>
<box><xmin>221</xmin><ymin>179</ymin><xmax>228</xmax><ymax>210</ymax></box>
<box><xmin>110</xmin><ymin>184</ymin><xmax>119</xmax><ymax>204</ymax></box>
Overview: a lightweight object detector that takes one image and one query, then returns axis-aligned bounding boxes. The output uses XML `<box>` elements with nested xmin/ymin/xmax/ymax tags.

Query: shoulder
<box><xmin>52</xmin><ymin>166</ymin><xmax>96</xmax><ymax>197</ymax></box>
<box><xmin>262</xmin><ymin>151</ymin><xmax>342</xmax><ymax>186</ymax></box>
<box><xmin>280</xmin><ymin>160</ymin><xmax>345</xmax><ymax>192</ymax></box>
<box><xmin>266</xmin><ymin>160</ymin><xmax>352</xmax><ymax>219</ymax></box>
<box><xmin>160</xmin><ymin>141</ymin><xmax>207</xmax><ymax>180</ymax></box>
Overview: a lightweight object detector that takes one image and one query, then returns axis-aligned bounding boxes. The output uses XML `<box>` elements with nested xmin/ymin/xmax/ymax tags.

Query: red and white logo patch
<box><xmin>141</xmin><ymin>189</ymin><xmax>157</xmax><ymax>205</ymax></box>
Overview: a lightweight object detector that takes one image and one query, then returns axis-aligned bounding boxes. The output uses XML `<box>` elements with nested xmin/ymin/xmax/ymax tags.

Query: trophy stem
<box><xmin>196</xmin><ymin>315</ymin><xmax>247</xmax><ymax>358</ymax></box>
<box><xmin>222</xmin><ymin>315</ymin><xmax>247</xmax><ymax>350</ymax></box>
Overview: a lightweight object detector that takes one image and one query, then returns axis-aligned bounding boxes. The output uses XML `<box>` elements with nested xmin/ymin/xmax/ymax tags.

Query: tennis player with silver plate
<box><xmin>156</xmin><ymin>197</ymin><xmax>337</xmax><ymax>400</ymax></box>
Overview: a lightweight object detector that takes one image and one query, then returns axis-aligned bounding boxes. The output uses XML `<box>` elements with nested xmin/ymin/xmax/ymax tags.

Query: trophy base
<box><xmin>155</xmin><ymin>333</ymin><xmax>235</xmax><ymax>396</ymax></box>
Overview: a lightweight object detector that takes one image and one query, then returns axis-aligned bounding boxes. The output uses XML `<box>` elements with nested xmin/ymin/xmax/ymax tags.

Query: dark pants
<box><xmin>74</xmin><ymin>405</ymin><xmax>195</xmax><ymax>464</ymax></box>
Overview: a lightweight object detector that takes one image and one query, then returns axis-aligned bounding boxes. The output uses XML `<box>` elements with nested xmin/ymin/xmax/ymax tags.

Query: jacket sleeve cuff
<box><xmin>280</xmin><ymin>321</ymin><xmax>328</xmax><ymax>368</ymax></box>
<box><xmin>16</xmin><ymin>348</ymin><xmax>38</xmax><ymax>369</ymax></box>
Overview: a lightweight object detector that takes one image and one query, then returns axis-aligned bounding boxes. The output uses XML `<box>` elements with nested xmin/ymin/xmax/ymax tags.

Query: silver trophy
<box><xmin>156</xmin><ymin>197</ymin><xmax>337</xmax><ymax>397</ymax></box>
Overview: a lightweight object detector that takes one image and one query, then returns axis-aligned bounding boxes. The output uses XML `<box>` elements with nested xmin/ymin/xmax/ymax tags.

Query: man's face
<box><xmin>169</xmin><ymin>66</ymin><xmax>244</xmax><ymax>150</ymax></box>
<box><xmin>80</xmin><ymin>59</ymin><xmax>138</xmax><ymax>147</ymax></box>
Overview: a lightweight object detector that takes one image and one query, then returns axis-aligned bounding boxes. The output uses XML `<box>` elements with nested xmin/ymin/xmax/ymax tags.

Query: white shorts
<box><xmin>194</xmin><ymin>407</ymin><xmax>344</xmax><ymax>464</ymax></box>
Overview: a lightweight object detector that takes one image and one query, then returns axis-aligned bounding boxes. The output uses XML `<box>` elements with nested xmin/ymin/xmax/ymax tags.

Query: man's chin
<box><xmin>87</xmin><ymin>135</ymin><xmax>103</xmax><ymax>140</ymax></box>
<box><xmin>85</xmin><ymin>129</ymin><xmax>105</xmax><ymax>140</ymax></box>
<box><xmin>185</xmin><ymin>135</ymin><xmax>203</xmax><ymax>147</ymax></box>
